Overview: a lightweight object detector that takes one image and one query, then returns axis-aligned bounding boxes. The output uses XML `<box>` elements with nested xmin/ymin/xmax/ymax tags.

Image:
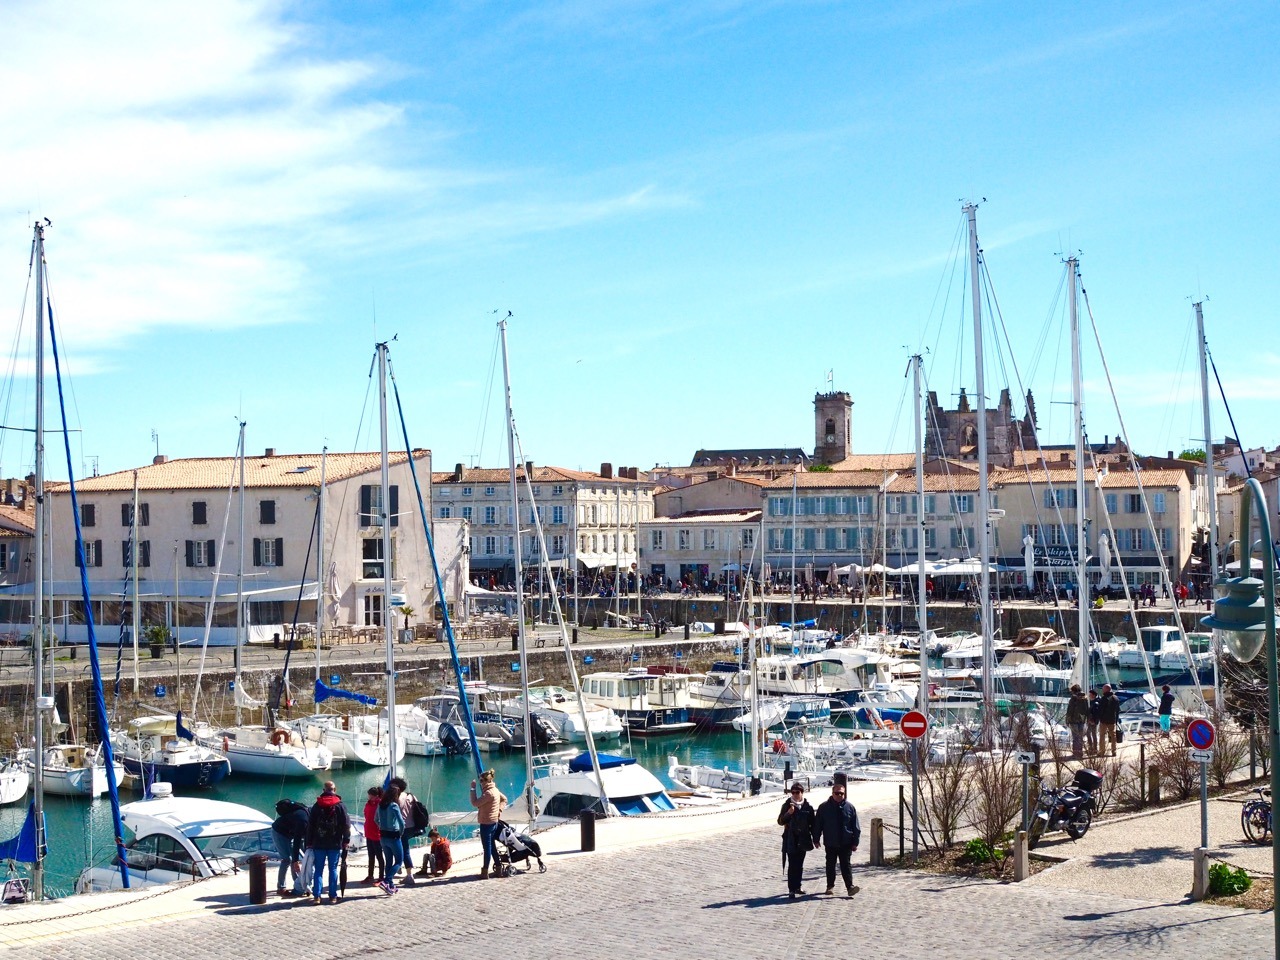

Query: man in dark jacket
<box><xmin>1065</xmin><ymin>685</ymin><xmax>1089</xmax><ymax>760</ymax></box>
<box><xmin>271</xmin><ymin>799</ymin><xmax>308</xmax><ymax>897</ymax></box>
<box><xmin>777</xmin><ymin>782</ymin><xmax>818</xmax><ymax>899</ymax></box>
<box><xmin>814</xmin><ymin>782</ymin><xmax>861</xmax><ymax>897</ymax></box>
<box><xmin>1098</xmin><ymin>684</ymin><xmax>1122</xmax><ymax>757</ymax></box>
<box><xmin>307</xmin><ymin>781</ymin><xmax>351</xmax><ymax>904</ymax></box>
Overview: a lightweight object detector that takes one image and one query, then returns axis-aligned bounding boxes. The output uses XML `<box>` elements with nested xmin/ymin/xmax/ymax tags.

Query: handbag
<box><xmin>1115</xmin><ymin>725</ymin><xmax>1125</xmax><ymax>743</ymax></box>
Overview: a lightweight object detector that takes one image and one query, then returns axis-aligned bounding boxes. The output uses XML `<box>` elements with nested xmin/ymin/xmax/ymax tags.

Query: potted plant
<box><xmin>144</xmin><ymin>624</ymin><xmax>168</xmax><ymax>659</ymax></box>
<box><xmin>398</xmin><ymin>605</ymin><xmax>415</xmax><ymax>644</ymax></box>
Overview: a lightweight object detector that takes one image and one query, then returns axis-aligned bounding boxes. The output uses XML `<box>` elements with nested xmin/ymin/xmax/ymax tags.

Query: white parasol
<box><xmin>1022</xmin><ymin>534</ymin><xmax>1035</xmax><ymax>586</ymax></box>
<box><xmin>326</xmin><ymin>560</ymin><xmax>341</xmax><ymax>625</ymax></box>
<box><xmin>1097</xmin><ymin>532</ymin><xmax>1112</xmax><ymax>589</ymax></box>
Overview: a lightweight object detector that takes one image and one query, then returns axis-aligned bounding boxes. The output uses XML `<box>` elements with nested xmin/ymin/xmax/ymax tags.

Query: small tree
<box><xmin>399</xmin><ymin>605</ymin><xmax>415</xmax><ymax>630</ymax></box>
<box><xmin>919</xmin><ymin>748</ymin><xmax>974</xmax><ymax>850</ymax></box>
<box><xmin>964</xmin><ymin>753</ymin><xmax>1023</xmax><ymax>859</ymax></box>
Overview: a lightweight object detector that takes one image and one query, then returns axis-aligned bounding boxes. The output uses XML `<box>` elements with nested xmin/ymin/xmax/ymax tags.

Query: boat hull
<box><xmin>120</xmin><ymin>757</ymin><xmax>231</xmax><ymax>790</ymax></box>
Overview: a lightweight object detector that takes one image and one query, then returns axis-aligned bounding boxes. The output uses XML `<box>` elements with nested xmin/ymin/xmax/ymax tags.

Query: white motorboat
<box><xmin>581</xmin><ymin>670</ymin><xmax>695</xmax><ymax>736</ymax></box>
<box><xmin>528</xmin><ymin>752</ymin><xmax>676</xmax><ymax>828</ymax></box>
<box><xmin>359</xmin><ymin>704</ymin><xmax>471</xmax><ymax>758</ymax></box>
<box><xmin>503</xmin><ymin>686</ymin><xmax>623</xmax><ymax>743</ymax></box>
<box><xmin>200</xmin><ymin>723</ymin><xmax>333</xmax><ymax>778</ymax></box>
<box><xmin>289</xmin><ymin>713</ymin><xmax>405</xmax><ymax>767</ymax></box>
<box><xmin>21</xmin><ymin>744</ymin><xmax>123</xmax><ymax>798</ymax></box>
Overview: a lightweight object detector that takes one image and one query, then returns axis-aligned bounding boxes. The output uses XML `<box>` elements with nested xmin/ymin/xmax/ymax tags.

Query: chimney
<box><xmin>264</xmin><ymin>448</ymin><xmax>276</xmax><ymax>458</ymax></box>
<box><xmin>152</xmin><ymin>455</ymin><xmax>168</xmax><ymax>465</ymax></box>
<box><xmin>727</xmin><ymin>462</ymin><xmax>737</xmax><ymax>477</ymax></box>
<box><xmin>1059</xmin><ymin>451</ymin><xmax>1070</xmax><ymax>463</ymax></box>
<box><xmin>453</xmin><ymin>463</ymin><xmax>464</xmax><ymax>482</ymax></box>
<box><xmin>524</xmin><ymin>460</ymin><xmax>534</xmax><ymax>479</ymax></box>
<box><xmin>1167</xmin><ymin>450</ymin><xmax>1174</xmax><ymax>461</ymax></box>
<box><xmin>600</xmin><ymin>462</ymin><xmax>613</xmax><ymax>480</ymax></box>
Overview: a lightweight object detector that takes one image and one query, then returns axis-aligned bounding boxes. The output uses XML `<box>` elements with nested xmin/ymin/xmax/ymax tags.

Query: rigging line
<box><xmin>39</xmin><ymin>263</ymin><xmax>89</xmax><ymax>480</ymax></box>
<box><xmin>470</xmin><ymin>330</ymin><xmax>502</xmax><ymax>468</ymax></box>
<box><xmin>919</xmin><ymin>215</ymin><xmax>967</xmax><ymax>370</ymax></box>
<box><xmin>267</xmin><ymin>492</ymin><xmax>320</xmax><ymax>722</ymax></box>
<box><xmin>1156</xmin><ymin>314</ymin><xmax>1197</xmax><ymax>454</ymax></box>
<box><xmin>386</xmin><ymin>363</ymin><xmax>484</xmax><ymax>779</ymax></box>
<box><xmin>1080</xmin><ymin>283</ymin><xmax>1205</xmax><ymax>705</ymax></box>
<box><xmin>0</xmin><ymin>259</ymin><xmax>33</xmax><ymax>478</ymax></box>
<box><xmin>188</xmin><ymin>426</ymin><xmax>245</xmax><ymax>718</ymax></box>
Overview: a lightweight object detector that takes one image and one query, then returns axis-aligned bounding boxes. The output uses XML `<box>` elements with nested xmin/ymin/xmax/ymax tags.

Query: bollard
<box><xmin>511</xmin><ymin>628</ymin><xmax>519</xmax><ymax>652</ymax></box>
<box><xmin>1191</xmin><ymin>847</ymin><xmax>1209</xmax><ymax>901</ymax></box>
<box><xmin>683</xmin><ymin>623</ymin><xmax>690</xmax><ymax>641</ymax></box>
<box><xmin>869</xmin><ymin>818</ymin><xmax>884</xmax><ymax>866</ymax></box>
<box><xmin>572</xmin><ymin>627</ymin><xmax>579</xmax><ymax>644</ymax></box>
<box><xmin>1148</xmin><ymin>767</ymin><xmax>1161</xmax><ymax>806</ymax></box>
<box><xmin>1013</xmin><ymin>830</ymin><xmax>1029</xmax><ymax>882</ymax></box>
<box><xmin>579</xmin><ymin>810</ymin><xmax>597</xmax><ymax>852</ymax></box>
<box><xmin>248</xmin><ymin>853</ymin><xmax>269</xmax><ymax>905</ymax></box>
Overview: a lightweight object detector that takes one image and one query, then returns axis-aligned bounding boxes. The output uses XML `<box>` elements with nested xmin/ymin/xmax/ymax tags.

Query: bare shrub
<box><xmin>1150</xmin><ymin>736</ymin><xmax>1199</xmax><ymax>800</ymax></box>
<box><xmin>1090</xmin><ymin>756</ymin><xmax>1122</xmax><ymax>815</ymax></box>
<box><xmin>964</xmin><ymin>753</ymin><xmax>1022</xmax><ymax>856</ymax></box>
<box><xmin>919</xmin><ymin>749</ymin><xmax>973</xmax><ymax>850</ymax></box>
<box><xmin>1209</xmin><ymin>709</ymin><xmax>1251</xmax><ymax>789</ymax></box>
<box><xmin>1111</xmin><ymin>759</ymin><xmax>1146</xmax><ymax>810</ymax></box>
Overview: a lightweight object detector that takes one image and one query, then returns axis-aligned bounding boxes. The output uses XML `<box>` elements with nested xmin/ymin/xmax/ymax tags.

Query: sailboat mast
<box><xmin>234</xmin><ymin>422</ymin><xmax>246</xmax><ymax>727</ymax></box>
<box><xmin>377</xmin><ymin>344</ymin><xmax>398</xmax><ymax>778</ymax></box>
<box><xmin>132</xmin><ymin>470</ymin><xmax>140</xmax><ymax>695</ymax></box>
<box><xmin>498</xmin><ymin>318</ymin><xmax>535</xmax><ymax>811</ymax></box>
<box><xmin>1195</xmin><ymin>300</ymin><xmax>1221</xmax><ymax>708</ymax></box>
<box><xmin>31</xmin><ymin>222</ymin><xmax>47</xmax><ymax>902</ymax></box>
<box><xmin>964</xmin><ymin>202</ymin><xmax>995</xmax><ymax>718</ymax></box>
<box><xmin>1068</xmin><ymin>258</ymin><xmax>1090</xmax><ymax>683</ymax></box>
<box><xmin>912</xmin><ymin>355</ymin><xmax>929</xmax><ymax>710</ymax></box>
<box><xmin>790</xmin><ymin>470</ymin><xmax>797</xmax><ymax>630</ymax></box>
<box><xmin>315</xmin><ymin>448</ymin><xmax>327</xmax><ymax>711</ymax></box>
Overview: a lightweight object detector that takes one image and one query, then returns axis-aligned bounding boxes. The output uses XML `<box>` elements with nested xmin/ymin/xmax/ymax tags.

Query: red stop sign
<box><xmin>900</xmin><ymin>710</ymin><xmax>928</xmax><ymax>739</ymax></box>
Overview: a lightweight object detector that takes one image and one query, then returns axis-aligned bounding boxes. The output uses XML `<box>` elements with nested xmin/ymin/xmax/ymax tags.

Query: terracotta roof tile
<box><xmin>826</xmin><ymin>453</ymin><xmax>917</xmax><ymax>471</ymax></box>
<box><xmin>431</xmin><ymin>465</ymin><xmax>650</xmax><ymax>486</ymax></box>
<box><xmin>763</xmin><ymin>470</ymin><xmax>891</xmax><ymax>490</ymax></box>
<box><xmin>0</xmin><ymin>505</ymin><xmax>34</xmax><ymax>534</ymax></box>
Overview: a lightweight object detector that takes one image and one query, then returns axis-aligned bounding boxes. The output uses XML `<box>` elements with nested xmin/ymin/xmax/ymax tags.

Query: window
<box><xmin>359</xmin><ymin>485</ymin><xmax>399</xmax><ymax>527</ymax></box>
<box><xmin>552</xmin><ymin>505</ymin><xmax>566</xmax><ymax>525</ymax></box>
<box><xmin>483</xmin><ymin>536</ymin><xmax>497</xmax><ymax>556</ymax></box>
<box><xmin>950</xmin><ymin>527</ymin><xmax>972</xmax><ymax>550</ymax></box>
<box><xmin>363</xmin><ymin>593</ymin><xmax>384</xmax><ymax>627</ymax></box>
<box><xmin>1124</xmin><ymin>493</ymin><xmax>1143</xmax><ymax>513</ymax></box>
<box><xmin>923</xmin><ymin>495</ymin><xmax>936</xmax><ymax>515</ymax></box>
<box><xmin>552</xmin><ymin>535</ymin><xmax>566</xmax><ymax>554</ymax></box>
<box><xmin>651</xmin><ymin>530</ymin><xmax>665</xmax><ymax>550</ymax></box>
<box><xmin>887</xmin><ymin>495</ymin><xmax>915</xmax><ymax>515</ymax></box>
<box><xmin>552</xmin><ymin>485</ymin><xmax>564</xmax><ymax>496</ymax></box>
<box><xmin>532</xmin><ymin>486</ymin><xmax>541</xmax><ymax>497</ymax></box>
<box><xmin>949</xmin><ymin>494</ymin><xmax>974</xmax><ymax>514</ymax></box>
<box><xmin>801</xmin><ymin>528</ymin><xmax>818</xmax><ymax>550</ymax></box>
<box><xmin>73</xmin><ymin>540</ymin><xmax>103</xmax><ymax>567</ymax></box>
<box><xmin>703</xmin><ymin>529</ymin><xmax>716</xmax><ymax>550</ymax></box>
<box><xmin>742</xmin><ymin>528</ymin><xmax>755</xmax><ymax>548</ymax></box>
<box><xmin>362</xmin><ymin>538</ymin><xmax>385</xmax><ymax>578</ymax></box>
<box><xmin>1152</xmin><ymin>492</ymin><xmax>1166</xmax><ymax>514</ymax></box>
<box><xmin>438</xmin><ymin>488</ymin><xmax>451</xmax><ymax>498</ymax></box>
<box><xmin>259</xmin><ymin>500</ymin><xmax>277</xmax><ymax>525</ymax></box>
<box><xmin>678</xmin><ymin>530</ymin><xmax>690</xmax><ymax>550</ymax></box>
<box><xmin>504</xmin><ymin>536</ymin><xmax>514</xmax><ymax>555</ymax></box>
<box><xmin>121</xmin><ymin>540</ymin><xmax>151</xmax><ymax>568</ymax></box>
<box><xmin>923</xmin><ymin>527</ymin><xmax>937</xmax><ymax>549</ymax></box>
<box><xmin>484</xmin><ymin>486</ymin><xmax>495</xmax><ymax>497</ymax></box>
<box><xmin>121</xmin><ymin>503</ymin><xmax>150</xmax><ymax>526</ymax></box>
<box><xmin>185</xmin><ymin>539</ymin><xmax>216</xmax><ymax>567</ymax></box>
<box><xmin>192</xmin><ymin>501</ymin><xmax>207</xmax><ymax>526</ymax></box>
<box><xmin>1159</xmin><ymin>528</ymin><xmax>1171</xmax><ymax>550</ymax></box>
<box><xmin>0</xmin><ymin>545</ymin><xmax>13</xmax><ymax>572</ymax></box>
<box><xmin>461</xmin><ymin>486</ymin><xmax>473</xmax><ymax>497</ymax></box>
<box><xmin>253</xmin><ymin>537</ymin><xmax>284</xmax><ymax>567</ymax></box>
<box><xmin>589</xmin><ymin>505</ymin><xmax>598</xmax><ymax>525</ymax></box>
<box><xmin>484</xmin><ymin>506</ymin><xmax>497</xmax><ymax>525</ymax></box>
<box><xmin>1105</xmin><ymin>493</ymin><xmax>1117</xmax><ymax>514</ymax></box>
<box><xmin>824</xmin><ymin>527</ymin><xmax>839</xmax><ymax>550</ymax></box>
<box><xmin>769</xmin><ymin>497</ymin><xmax>791</xmax><ymax>517</ymax></box>
<box><xmin>1043</xmin><ymin>489</ymin><xmax>1078</xmax><ymax>509</ymax></box>
<box><xmin>438</xmin><ymin>506</ymin><xmax>451</xmax><ymax>519</ymax></box>
<box><xmin>461</xmin><ymin>506</ymin><xmax>473</xmax><ymax>521</ymax></box>
<box><xmin>81</xmin><ymin>504</ymin><xmax>96</xmax><ymax>528</ymax></box>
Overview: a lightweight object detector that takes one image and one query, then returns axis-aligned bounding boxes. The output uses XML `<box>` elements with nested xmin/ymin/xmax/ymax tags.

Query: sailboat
<box><xmin>195</xmin><ymin>426</ymin><xmax>333</xmax><ymax>777</ymax></box>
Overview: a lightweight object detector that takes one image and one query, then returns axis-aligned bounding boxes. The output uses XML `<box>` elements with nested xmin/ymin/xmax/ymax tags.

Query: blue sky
<box><xmin>2</xmin><ymin>0</ymin><xmax>1277</xmax><ymax>480</ymax></box>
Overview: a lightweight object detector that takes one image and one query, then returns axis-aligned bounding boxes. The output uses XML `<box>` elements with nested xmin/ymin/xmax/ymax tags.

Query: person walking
<box><xmin>1086</xmin><ymin>689</ymin><xmax>1100</xmax><ymax>755</ymax></box>
<box><xmin>1158</xmin><ymin>684</ymin><xmax>1176</xmax><ymax>736</ymax></box>
<box><xmin>363</xmin><ymin>786</ymin><xmax>385</xmax><ymax>885</ymax></box>
<box><xmin>813</xmin><ymin>782</ymin><xmax>860</xmax><ymax>898</ymax></box>
<box><xmin>470</xmin><ymin>770</ymin><xmax>507</xmax><ymax>879</ymax></box>
<box><xmin>375</xmin><ymin>784</ymin><xmax>405</xmax><ymax>894</ymax></box>
<box><xmin>271</xmin><ymin>798</ymin><xmax>308</xmax><ymax>897</ymax></box>
<box><xmin>390</xmin><ymin>776</ymin><xmax>421</xmax><ymax>886</ymax></box>
<box><xmin>777</xmin><ymin>782</ymin><xmax>818</xmax><ymax>899</ymax></box>
<box><xmin>307</xmin><ymin>781</ymin><xmax>351</xmax><ymax>904</ymax></box>
<box><xmin>1098</xmin><ymin>684</ymin><xmax>1121</xmax><ymax>757</ymax></box>
<box><xmin>1065</xmin><ymin>684</ymin><xmax>1089</xmax><ymax>760</ymax></box>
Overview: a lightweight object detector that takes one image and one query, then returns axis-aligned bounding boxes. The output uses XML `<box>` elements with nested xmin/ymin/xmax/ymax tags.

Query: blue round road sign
<box><xmin>1186</xmin><ymin>718</ymin><xmax>1216</xmax><ymax>750</ymax></box>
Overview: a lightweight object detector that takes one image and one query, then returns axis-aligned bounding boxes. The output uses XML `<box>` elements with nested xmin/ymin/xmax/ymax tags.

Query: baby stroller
<box><xmin>492</xmin><ymin>820</ymin><xmax>545</xmax><ymax>876</ymax></box>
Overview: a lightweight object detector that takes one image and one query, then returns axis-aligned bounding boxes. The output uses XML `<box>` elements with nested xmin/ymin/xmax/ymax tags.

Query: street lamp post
<box><xmin>1200</xmin><ymin>477</ymin><xmax>1277</xmax><ymax>957</ymax></box>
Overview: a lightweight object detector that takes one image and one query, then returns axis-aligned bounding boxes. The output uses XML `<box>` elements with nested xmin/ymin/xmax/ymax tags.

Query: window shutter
<box><xmin>83</xmin><ymin>504</ymin><xmax>95</xmax><ymax>527</ymax></box>
<box><xmin>275</xmin><ymin>538</ymin><xmax>284</xmax><ymax>567</ymax></box>
<box><xmin>122</xmin><ymin>503</ymin><xmax>131</xmax><ymax>527</ymax></box>
<box><xmin>141</xmin><ymin>541</ymin><xmax>150</xmax><ymax>567</ymax></box>
<box><xmin>261</xmin><ymin>500</ymin><xmax>276</xmax><ymax>524</ymax></box>
<box><xmin>74</xmin><ymin>543</ymin><xmax>83</xmax><ymax>568</ymax></box>
<box><xmin>185</xmin><ymin>540</ymin><xmax>194</xmax><ymax>567</ymax></box>
<box><xmin>140</xmin><ymin>503</ymin><xmax>149</xmax><ymax>526</ymax></box>
<box><xmin>193</xmin><ymin>501</ymin><xmax>207</xmax><ymax>525</ymax></box>
<box><xmin>94</xmin><ymin>540</ymin><xmax>103</xmax><ymax>567</ymax></box>
<box><xmin>206</xmin><ymin>540</ymin><xmax>216</xmax><ymax>566</ymax></box>
<box><xmin>359</xmin><ymin>485</ymin><xmax>372</xmax><ymax>527</ymax></box>
<box><xmin>389</xmin><ymin>486</ymin><xmax>399</xmax><ymax>527</ymax></box>
<box><xmin>253</xmin><ymin>538</ymin><xmax>262</xmax><ymax>567</ymax></box>
<box><xmin>122</xmin><ymin>541</ymin><xmax>130</xmax><ymax>566</ymax></box>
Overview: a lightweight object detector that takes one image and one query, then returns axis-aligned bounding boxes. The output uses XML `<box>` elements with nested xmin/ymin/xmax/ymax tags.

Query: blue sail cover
<box><xmin>0</xmin><ymin>804</ymin><xmax>43</xmax><ymax>863</ymax></box>
<box><xmin>568</xmin><ymin>753</ymin><xmax>635</xmax><ymax>773</ymax></box>
<box><xmin>175</xmin><ymin>710</ymin><xmax>195</xmax><ymax>742</ymax></box>
<box><xmin>314</xmin><ymin>678</ymin><xmax>377</xmax><ymax>707</ymax></box>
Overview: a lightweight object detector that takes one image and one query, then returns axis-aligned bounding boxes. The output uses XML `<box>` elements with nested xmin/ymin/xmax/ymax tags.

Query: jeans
<box><xmin>400</xmin><ymin>834</ymin><xmax>414</xmax><ymax>872</ymax></box>
<box><xmin>311</xmin><ymin>847</ymin><xmax>341</xmax><ymax>899</ymax></box>
<box><xmin>824</xmin><ymin>844</ymin><xmax>853</xmax><ymax>890</ymax></box>
<box><xmin>272</xmin><ymin>829</ymin><xmax>294</xmax><ymax>890</ymax></box>
<box><xmin>381</xmin><ymin>836</ymin><xmax>403</xmax><ymax>882</ymax></box>
<box><xmin>786</xmin><ymin>847</ymin><xmax>808</xmax><ymax>894</ymax></box>
<box><xmin>480</xmin><ymin>823</ymin><xmax>499</xmax><ymax>871</ymax></box>
<box><xmin>366</xmin><ymin>838</ymin><xmax>385</xmax><ymax>879</ymax></box>
<box><xmin>1069</xmin><ymin>722</ymin><xmax>1085</xmax><ymax>758</ymax></box>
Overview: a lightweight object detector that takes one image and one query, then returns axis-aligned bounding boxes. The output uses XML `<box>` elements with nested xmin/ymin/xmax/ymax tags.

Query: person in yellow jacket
<box><xmin>470</xmin><ymin>770</ymin><xmax>508</xmax><ymax>879</ymax></box>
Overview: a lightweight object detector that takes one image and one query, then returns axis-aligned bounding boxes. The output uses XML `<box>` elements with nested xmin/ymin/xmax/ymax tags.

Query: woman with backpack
<box><xmin>376</xmin><ymin>785</ymin><xmax>405</xmax><ymax>894</ymax></box>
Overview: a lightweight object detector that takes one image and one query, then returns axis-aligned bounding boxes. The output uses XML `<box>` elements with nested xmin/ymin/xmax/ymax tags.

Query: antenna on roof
<box><xmin>150</xmin><ymin>428</ymin><xmax>159</xmax><ymax>460</ymax></box>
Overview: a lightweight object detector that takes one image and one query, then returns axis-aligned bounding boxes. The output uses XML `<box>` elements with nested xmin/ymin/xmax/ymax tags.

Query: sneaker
<box><xmin>400</xmin><ymin>876</ymin><xmax>416</xmax><ymax>887</ymax></box>
<box><xmin>848</xmin><ymin>885</ymin><xmax>860</xmax><ymax>898</ymax></box>
<box><xmin>326</xmin><ymin>897</ymin><xmax>337</xmax><ymax>905</ymax></box>
<box><xmin>276</xmin><ymin>888</ymin><xmax>289</xmax><ymax>897</ymax></box>
<box><xmin>310</xmin><ymin>895</ymin><xmax>322</xmax><ymax>904</ymax></box>
<box><xmin>824</xmin><ymin>887</ymin><xmax>834</xmax><ymax>896</ymax></box>
<box><xmin>788</xmin><ymin>892</ymin><xmax>797</xmax><ymax>900</ymax></box>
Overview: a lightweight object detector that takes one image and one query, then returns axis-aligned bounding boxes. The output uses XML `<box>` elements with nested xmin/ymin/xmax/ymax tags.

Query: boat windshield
<box><xmin>191</xmin><ymin>827</ymin><xmax>277</xmax><ymax>863</ymax></box>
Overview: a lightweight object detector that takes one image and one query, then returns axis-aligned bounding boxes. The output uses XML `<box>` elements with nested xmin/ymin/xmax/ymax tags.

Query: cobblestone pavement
<box><xmin>2</xmin><ymin>808</ymin><xmax>1268</xmax><ymax>960</ymax></box>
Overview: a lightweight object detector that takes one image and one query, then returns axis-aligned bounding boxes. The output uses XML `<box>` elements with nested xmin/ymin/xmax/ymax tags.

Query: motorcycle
<box><xmin>1027</xmin><ymin>768</ymin><xmax>1103</xmax><ymax>848</ymax></box>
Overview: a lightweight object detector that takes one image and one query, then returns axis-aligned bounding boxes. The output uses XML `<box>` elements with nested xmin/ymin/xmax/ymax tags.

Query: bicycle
<box><xmin>1241</xmin><ymin>786</ymin><xmax>1272</xmax><ymax>844</ymax></box>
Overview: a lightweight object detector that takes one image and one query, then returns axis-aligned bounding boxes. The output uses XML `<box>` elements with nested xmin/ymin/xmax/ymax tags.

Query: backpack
<box><xmin>406</xmin><ymin>797</ymin><xmax>430</xmax><ymax>837</ymax></box>
<box><xmin>311</xmin><ymin>802</ymin><xmax>345</xmax><ymax>847</ymax></box>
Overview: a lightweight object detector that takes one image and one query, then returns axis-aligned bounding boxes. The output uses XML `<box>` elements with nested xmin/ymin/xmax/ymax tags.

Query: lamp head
<box><xmin>1201</xmin><ymin>576</ymin><xmax>1269</xmax><ymax>662</ymax></box>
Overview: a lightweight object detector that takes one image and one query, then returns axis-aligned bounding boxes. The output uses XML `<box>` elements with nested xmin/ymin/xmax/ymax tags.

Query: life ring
<box><xmin>772</xmin><ymin>738</ymin><xmax>787</xmax><ymax>755</ymax></box>
<box><xmin>270</xmin><ymin>729</ymin><xmax>290</xmax><ymax>747</ymax></box>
